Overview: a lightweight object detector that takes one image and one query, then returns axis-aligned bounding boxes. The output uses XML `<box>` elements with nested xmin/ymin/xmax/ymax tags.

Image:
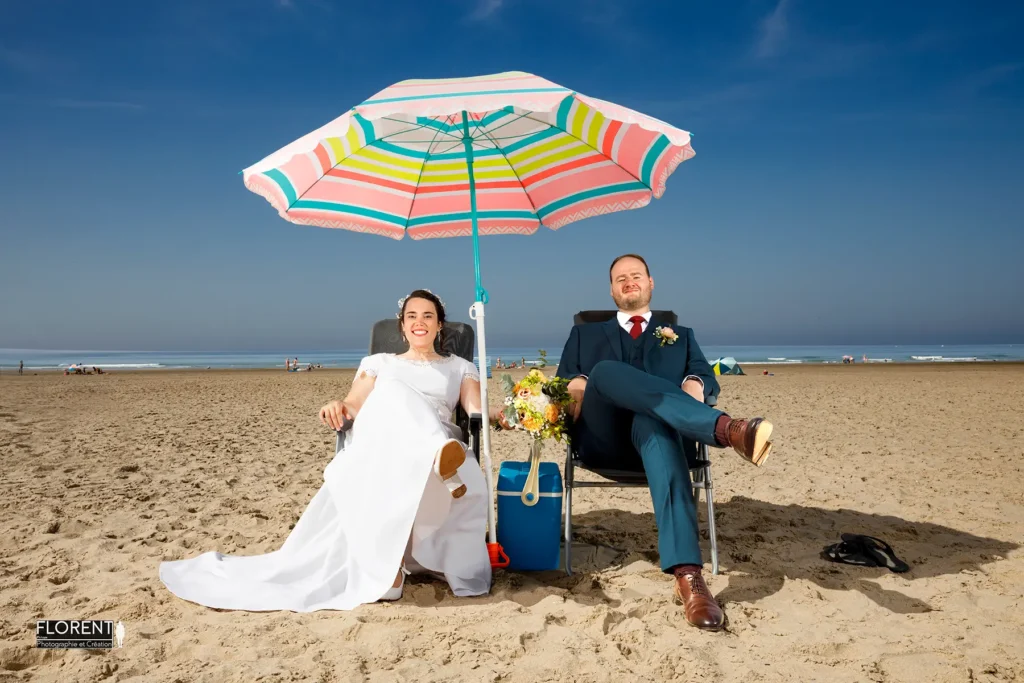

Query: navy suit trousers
<box><xmin>577</xmin><ymin>360</ymin><xmax>724</xmax><ymax>570</ymax></box>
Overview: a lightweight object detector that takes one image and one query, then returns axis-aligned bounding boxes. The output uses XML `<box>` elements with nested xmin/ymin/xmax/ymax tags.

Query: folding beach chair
<box><xmin>562</xmin><ymin>310</ymin><xmax>720</xmax><ymax>575</ymax></box>
<box><xmin>334</xmin><ymin>319</ymin><xmax>483</xmax><ymax>459</ymax></box>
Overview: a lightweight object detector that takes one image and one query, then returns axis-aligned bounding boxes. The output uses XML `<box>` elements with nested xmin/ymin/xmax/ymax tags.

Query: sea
<box><xmin>1</xmin><ymin>345</ymin><xmax>1021</xmax><ymax>372</ymax></box>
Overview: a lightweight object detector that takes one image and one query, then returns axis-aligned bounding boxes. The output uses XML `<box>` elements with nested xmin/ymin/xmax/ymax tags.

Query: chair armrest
<box><xmin>333</xmin><ymin>416</ymin><xmax>355</xmax><ymax>455</ymax></box>
<box><xmin>469</xmin><ymin>413</ymin><xmax>482</xmax><ymax>457</ymax></box>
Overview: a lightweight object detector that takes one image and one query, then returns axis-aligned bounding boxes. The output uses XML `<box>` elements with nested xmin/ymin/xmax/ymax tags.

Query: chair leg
<box><xmin>564</xmin><ymin>444</ymin><xmax>574</xmax><ymax>576</ymax></box>
<box><xmin>564</xmin><ymin>484</ymin><xmax>573</xmax><ymax>576</ymax></box>
<box><xmin>701</xmin><ymin>444</ymin><xmax>719</xmax><ymax>575</ymax></box>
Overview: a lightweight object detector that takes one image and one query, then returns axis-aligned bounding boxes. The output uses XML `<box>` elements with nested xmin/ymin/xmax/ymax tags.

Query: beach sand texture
<box><xmin>1</xmin><ymin>364</ymin><xmax>1022</xmax><ymax>682</ymax></box>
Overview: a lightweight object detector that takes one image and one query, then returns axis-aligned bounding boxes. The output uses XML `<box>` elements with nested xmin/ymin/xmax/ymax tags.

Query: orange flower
<box><xmin>521</xmin><ymin>415</ymin><xmax>542</xmax><ymax>431</ymax></box>
<box><xmin>544</xmin><ymin>403</ymin><xmax>561</xmax><ymax>423</ymax></box>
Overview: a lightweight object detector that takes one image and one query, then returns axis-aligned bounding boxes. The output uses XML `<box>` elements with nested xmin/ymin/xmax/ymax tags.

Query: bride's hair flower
<box><xmin>397</xmin><ymin>289</ymin><xmax>447</xmax><ymax>318</ymax></box>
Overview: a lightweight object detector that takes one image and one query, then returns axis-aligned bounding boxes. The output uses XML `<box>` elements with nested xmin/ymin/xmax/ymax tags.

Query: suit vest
<box><xmin>618</xmin><ymin>325</ymin><xmax>646</xmax><ymax>370</ymax></box>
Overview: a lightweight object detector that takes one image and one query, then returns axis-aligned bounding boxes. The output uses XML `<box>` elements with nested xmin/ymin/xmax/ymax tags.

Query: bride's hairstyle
<box><xmin>397</xmin><ymin>289</ymin><xmax>449</xmax><ymax>354</ymax></box>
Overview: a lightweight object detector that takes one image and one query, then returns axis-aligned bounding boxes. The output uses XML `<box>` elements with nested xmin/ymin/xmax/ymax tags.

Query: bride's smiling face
<box><xmin>401</xmin><ymin>297</ymin><xmax>441</xmax><ymax>351</ymax></box>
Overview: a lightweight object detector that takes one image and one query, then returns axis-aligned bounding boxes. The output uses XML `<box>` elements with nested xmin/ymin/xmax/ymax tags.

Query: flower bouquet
<box><xmin>494</xmin><ymin>369</ymin><xmax>572</xmax><ymax>507</ymax></box>
<box><xmin>495</xmin><ymin>369</ymin><xmax>572</xmax><ymax>444</ymax></box>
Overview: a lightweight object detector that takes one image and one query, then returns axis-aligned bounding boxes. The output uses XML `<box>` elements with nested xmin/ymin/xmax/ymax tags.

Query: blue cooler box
<box><xmin>497</xmin><ymin>461</ymin><xmax>563</xmax><ymax>571</ymax></box>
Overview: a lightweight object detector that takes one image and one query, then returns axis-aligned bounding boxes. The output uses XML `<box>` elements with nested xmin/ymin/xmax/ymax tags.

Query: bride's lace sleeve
<box><xmin>355</xmin><ymin>355</ymin><xmax>381</xmax><ymax>380</ymax></box>
<box><xmin>460</xmin><ymin>358</ymin><xmax>481</xmax><ymax>383</ymax></box>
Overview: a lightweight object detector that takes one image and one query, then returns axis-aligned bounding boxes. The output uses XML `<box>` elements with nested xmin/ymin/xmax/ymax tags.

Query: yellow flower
<box><xmin>544</xmin><ymin>403</ymin><xmax>561</xmax><ymax>423</ymax></box>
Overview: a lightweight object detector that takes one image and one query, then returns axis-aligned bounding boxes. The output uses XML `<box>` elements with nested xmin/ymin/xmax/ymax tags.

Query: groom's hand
<box><xmin>320</xmin><ymin>400</ymin><xmax>354</xmax><ymax>431</ymax></box>
<box><xmin>567</xmin><ymin>377</ymin><xmax>587</xmax><ymax>421</ymax></box>
<box><xmin>682</xmin><ymin>378</ymin><xmax>703</xmax><ymax>403</ymax></box>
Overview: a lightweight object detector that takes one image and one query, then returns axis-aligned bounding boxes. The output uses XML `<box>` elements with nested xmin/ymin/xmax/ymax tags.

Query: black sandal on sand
<box><xmin>821</xmin><ymin>537</ymin><xmax>876</xmax><ymax>567</ymax></box>
<box><xmin>822</xmin><ymin>534</ymin><xmax>910</xmax><ymax>573</ymax></box>
<box><xmin>845</xmin><ymin>533</ymin><xmax>910</xmax><ymax>573</ymax></box>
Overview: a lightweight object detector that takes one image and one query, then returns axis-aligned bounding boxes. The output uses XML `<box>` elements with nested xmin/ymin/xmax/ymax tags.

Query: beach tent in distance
<box><xmin>711</xmin><ymin>357</ymin><xmax>745</xmax><ymax>375</ymax></box>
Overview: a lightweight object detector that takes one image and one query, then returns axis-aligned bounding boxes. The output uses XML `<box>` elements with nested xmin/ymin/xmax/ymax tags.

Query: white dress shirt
<box><xmin>577</xmin><ymin>311</ymin><xmax>705</xmax><ymax>393</ymax></box>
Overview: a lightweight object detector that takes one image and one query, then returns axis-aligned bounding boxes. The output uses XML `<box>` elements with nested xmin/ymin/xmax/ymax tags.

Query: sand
<box><xmin>1</xmin><ymin>364</ymin><xmax>1022</xmax><ymax>682</ymax></box>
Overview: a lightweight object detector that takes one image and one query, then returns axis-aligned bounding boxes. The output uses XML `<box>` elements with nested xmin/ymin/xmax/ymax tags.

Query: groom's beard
<box><xmin>613</xmin><ymin>290</ymin><xmax>651</xmax><ymax>312</ymax></box>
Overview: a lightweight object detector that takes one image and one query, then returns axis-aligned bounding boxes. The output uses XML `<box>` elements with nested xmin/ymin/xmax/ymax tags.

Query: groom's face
<box><xmin>610</xmin><ymin>257</ymin><xmax>654</xmax><ymax>311</ymax></box>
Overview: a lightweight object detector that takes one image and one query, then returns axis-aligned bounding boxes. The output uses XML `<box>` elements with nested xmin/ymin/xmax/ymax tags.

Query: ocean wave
<box><xmin>61</xmin><ymin>363</ymin><xmax>165</xmax><ymax>369</ymax></box>
<box><xmin>744</xmin><ymin>360</ymin><xmax>805</xmax><ymax>364</ymax></box>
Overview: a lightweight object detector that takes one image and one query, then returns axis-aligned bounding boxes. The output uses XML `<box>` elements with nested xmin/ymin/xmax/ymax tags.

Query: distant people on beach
<box><xmin>19</xmin><ymin>360</ymin><xmax>23</xmax><ymax>375</ymax></box>
<box><xmin>286</xmin><ymin>358</ymin><xmax>291</xmax><ymax>372</ymax></box>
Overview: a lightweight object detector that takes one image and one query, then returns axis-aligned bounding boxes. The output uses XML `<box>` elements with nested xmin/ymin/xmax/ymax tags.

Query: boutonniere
<box><xmin>653</xmin><ymin>326</ymin><xmax>679</xmax><ymax>346</ymax></box>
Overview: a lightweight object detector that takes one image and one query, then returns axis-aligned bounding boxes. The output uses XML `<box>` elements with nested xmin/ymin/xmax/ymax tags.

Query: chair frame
<box><xmin>561</xmin><ymin>310</ymin><xmax>720</xmax><ymax>575</ymax></box>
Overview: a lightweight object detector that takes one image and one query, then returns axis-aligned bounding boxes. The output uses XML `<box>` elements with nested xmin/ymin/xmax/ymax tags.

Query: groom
<box><xmin>556</xmin><ymin>254</ymin><xmax>774</xmax><ymax>631</ymax></box>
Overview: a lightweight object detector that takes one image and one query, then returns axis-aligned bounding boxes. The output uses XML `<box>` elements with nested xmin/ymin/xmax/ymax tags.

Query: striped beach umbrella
<box><xmin>242</xmin><ymin>71</ymin><xmax>696</xmax><ymax>567</ymax></box>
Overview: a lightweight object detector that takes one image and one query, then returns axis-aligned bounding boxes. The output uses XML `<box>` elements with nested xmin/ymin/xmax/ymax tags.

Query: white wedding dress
<box><xmin>159</xmin><ymin>353</ymin><xmax>492</xmax><ymax>611</ymax></box>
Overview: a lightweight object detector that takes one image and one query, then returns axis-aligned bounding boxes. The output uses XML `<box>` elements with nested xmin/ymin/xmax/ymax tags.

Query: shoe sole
<box><xmin>435</xmin><ymin>440</ymin><xmax>467</xmax><ymax>499</ymax></box>
<box><xmin>750</xmin><ymin>420</ymin><xmax>773</xmax><ymax>467</ymax></box>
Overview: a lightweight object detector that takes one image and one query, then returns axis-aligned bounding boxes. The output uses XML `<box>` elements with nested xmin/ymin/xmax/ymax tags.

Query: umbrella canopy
<box><xmin>243</xmin><ymin>71</ymin><xmax>694</xmax><ymax>245</ymax></box>
<box><xmin>712</xmin><ymin>357</ymin><xmax>745</xmax><ymax>375</ymax></box>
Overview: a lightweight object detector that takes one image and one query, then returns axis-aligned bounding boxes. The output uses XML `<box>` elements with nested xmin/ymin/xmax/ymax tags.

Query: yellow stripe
<box><xmin>424</xmin><ymin>157</ymin><xmax>509</xmax><ymax>172</ymax></box>
<box><xmin>585</xmin><ymin>111</ymin><xmax>606</xmax><ymax>150</ymax></box>
<box><xmin>419</xmin><ymin>168</ymin><xmax>518</xmax><ymax>183</ymax></box>
<box><xmin>324</xmin><ymin>137</ymin><xmax>347</xmax><ymax>163</ymax></box>
<box><xmin>345</xmin><ymin>124</ymin><xmax>362</xmax><ymax>153</ymax></box>
<box><xmin>355</xmin><ymin>147</ymin><xmax>424</xmax><ymax>171</ymax></box>
<box><xmin>515</xmin><ymin>143</ymin><xmax>590</xmax><ymax>175</ymax></box>
<box><xmin>569</xmin><ymin>102</ymin><xmax>588</xmax><ymax>140</ymax></box>
<box><xmin>507</xmin><ymin>134</ymin><xmax>576</xmax><ymax>165</ymax></box>
<box><xmin>340</xmin><ymin>157</ymin><xmax>421</xmax><ymax>183</ymax></box>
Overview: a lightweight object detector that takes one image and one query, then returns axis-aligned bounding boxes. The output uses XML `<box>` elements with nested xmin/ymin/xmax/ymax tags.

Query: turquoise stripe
<box><xmin>499</xmin><ymin>126</ymin><xmax>561</xmax><ymax>154</ymax></box>
<box><xmin>352</xmin><ymin>113</ymin><xmax>376</xmax><ymax>143</ymax></box>
<box><xmin>415</xmin><ymin>117</ymin><xmax>455</xmax><ymax>134</ymax></box>
<box><xmin>407</xmin><ymin>210</ymin><xmax>536</xmax><ymax>227</ymax></box>
<box><xmin>369</xmin><ymin>139</ymin><xmax>429</xmax><ymax>159</ymax></box>
<box><xmin>639</xmin><ymin>135</ymin><xmax>670</xmax><ymax>188</ymax></box>
<box><xmin>536</xmin><ymin>182</ymin><xmax>648</xmax><ymax>219</ymax></box>
<box><xmin>555</xmin><ymin>95</ymin><xmax>574</xmax><ymax>131</ymax></box>
<box><xmin>292</xmin><ymin>200</ymin><xmax>406</xmax><ymax>226</ymax></box>
<box><xmin>263</xmin><ymin>169</ymin><xmax>297</xmax><ymax>206</ymax></box>
<box><xmin>430</xmin><ymin>146</ymin><xmax>504</xmax><ymax>160</ymax></box>
<box><xmin>481</xmin><ymin>106</ymin><xmax>516</xmax><ymax>127</ymax></box>
<box><xmin>362</xmin><ymin>87</ymin><xmax>568</xmax><ymax>105</ymax></box>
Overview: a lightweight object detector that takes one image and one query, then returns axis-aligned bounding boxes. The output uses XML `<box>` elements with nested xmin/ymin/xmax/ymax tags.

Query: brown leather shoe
<box><xmin>673</xmin><ymin>569</ymin><xmax>725</xmax><ymax>631</ymax></box>
<box><xmin>726</xmin><ymin>417</ymin><xmax>773</xmax><ymax>466</ymax></box>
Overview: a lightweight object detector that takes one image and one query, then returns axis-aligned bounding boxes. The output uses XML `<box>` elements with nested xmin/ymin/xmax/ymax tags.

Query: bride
<box><xmin>159</xmin><ymin>289</ymin><xmax>498</xmax><ymax>611</ymax></box>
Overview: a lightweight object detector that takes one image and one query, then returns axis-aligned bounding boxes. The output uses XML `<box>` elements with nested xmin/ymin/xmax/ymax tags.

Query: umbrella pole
<box><xmin>462</xmin><ymin>111</ymin><xmax>508</xmax><ymax>569</ymax></box>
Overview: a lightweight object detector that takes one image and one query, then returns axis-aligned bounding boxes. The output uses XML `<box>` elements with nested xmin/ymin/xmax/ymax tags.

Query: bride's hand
<box><xmin>320</xmin><ymin>400</ymin><xmax>354</xmax><ymax>431</ymax></box>
<box><xmin>489</xmin><ymin>405</ymin><xmax>512</xmax><ymax>430</ymax></box>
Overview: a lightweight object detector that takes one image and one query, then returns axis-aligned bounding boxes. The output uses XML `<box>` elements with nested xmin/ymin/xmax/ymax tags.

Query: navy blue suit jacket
<box><xmin>555</xmin><ymin>314</ymin><xmax>720</xmax><ymax>402</ymax></box>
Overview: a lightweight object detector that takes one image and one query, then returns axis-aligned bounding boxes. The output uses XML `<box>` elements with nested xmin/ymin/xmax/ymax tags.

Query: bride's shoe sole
<box><xmin>435</xmin><ymin>440</ymin><xmax>467</xmax><ymax>499</ymax></box>
<box><xmin>750</xmin><ymin>421</ymin><xmax>774</xmax><ymax>467</ymax></box>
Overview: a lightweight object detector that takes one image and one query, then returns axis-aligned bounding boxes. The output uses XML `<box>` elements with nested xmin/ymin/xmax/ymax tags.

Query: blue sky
<box><xmin>1</xmin><ymin>0</ymin><xmax>1022</xmax><ymax>351</ymax></box>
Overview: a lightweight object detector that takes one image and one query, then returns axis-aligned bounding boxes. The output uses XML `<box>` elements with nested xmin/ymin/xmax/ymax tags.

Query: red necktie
<box><xmin>628</xmin><ymin>315</ymin><xmax>645</xmax><ymax>339</ymax></box>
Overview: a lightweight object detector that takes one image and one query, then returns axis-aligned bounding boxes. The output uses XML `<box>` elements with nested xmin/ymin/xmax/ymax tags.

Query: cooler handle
<box><xmin>521</xmin><ymin>437</ymin><xmax>542</xmax><ymax>506</ymax></box>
